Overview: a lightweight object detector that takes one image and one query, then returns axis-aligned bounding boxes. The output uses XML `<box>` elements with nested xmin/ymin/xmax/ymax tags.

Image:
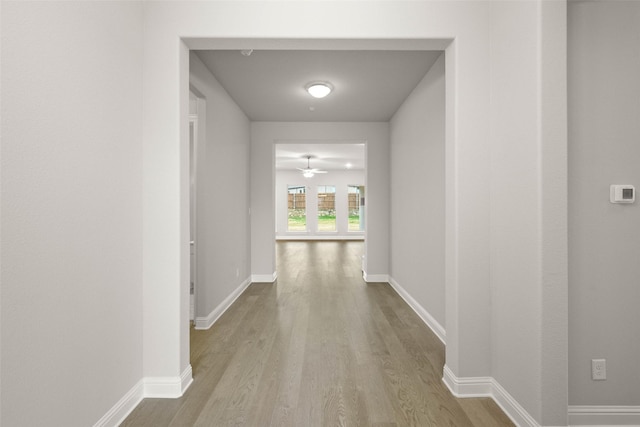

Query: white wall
<box><xmin>389</xmin><ymin>53</ymin><xmax>446</xmax><ymax>332</ymax></box>
<box><xmin>141</xmin><ymin>2</ymin><xmax>567</xmax><ymax>424</ymax></box>
<box><xmin>189</xmin><ymin>53</ymin><xmax>251</xmax><ymax>321</ymax></box>
<box><xmin>488</xmin><ymin>2</ymin><xmax>568</xmax><ymax>424</ymax></box>
<box><xmin>276</xmin><ymin>169</ymin><xmax>365</xmax><ymax>239</ymax></box>
<box><xmin>0</xmin><ymin>2</ymin><xmax>569</xmax><ymax>425</ymax></box>
<box><xmin>489</xmin><ymin>2</ymin><xmax>543</xmax><ymax>420</ymax></box>
<box><xmin>1</xmin><ymin>2</ymin><xmax>144</xmax><ymax>426</ymax></box>
<box><xmin>568</xmin><ymin>0</ymin><xmax>640</xmax><ymax>412</ymax></box>
<box><xmin>251</xmin><ymin>122</ymin><xmax>389</xmax><ymax>281</ymax></box>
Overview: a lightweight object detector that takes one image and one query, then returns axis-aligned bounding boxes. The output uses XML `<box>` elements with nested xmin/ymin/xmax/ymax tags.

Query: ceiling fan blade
<box><xmin>297</xmin><ymin>156</ymin><xmax>328</xmax><ymax>174</ymax></box>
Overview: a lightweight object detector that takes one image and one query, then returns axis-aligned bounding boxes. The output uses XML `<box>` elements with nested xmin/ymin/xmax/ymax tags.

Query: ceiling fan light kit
<box><xmin>297</xmin><ymin>155</ymin><xmax>328</xmax><ymax>178</ymax></box>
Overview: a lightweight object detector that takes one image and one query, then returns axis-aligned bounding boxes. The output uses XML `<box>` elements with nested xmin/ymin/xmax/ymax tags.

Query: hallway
<box><xmin>122</xmin><ymin>241</ymin><xmax>513</xmax><ymax>426</ymax></box>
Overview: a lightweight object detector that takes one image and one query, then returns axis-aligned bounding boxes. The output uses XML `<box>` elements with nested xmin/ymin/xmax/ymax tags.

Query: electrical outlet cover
<box><xmin>592</xmin><ymin>359</ymin><xmax>606</xmax><ymax>381</ymax></box>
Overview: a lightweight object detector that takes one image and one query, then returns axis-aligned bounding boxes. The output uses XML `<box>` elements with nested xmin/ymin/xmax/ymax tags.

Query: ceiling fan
<box><xmin>297</xmin><ymin>155</ymin><xmax>327</xmax><ymax>178</ymax></box>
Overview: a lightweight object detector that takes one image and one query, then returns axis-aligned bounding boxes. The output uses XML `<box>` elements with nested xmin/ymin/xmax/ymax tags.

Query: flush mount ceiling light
<box><xmin>306</xmin><ymin>82</ymin><xmax>333</xmax><ymax>99</ymax></box>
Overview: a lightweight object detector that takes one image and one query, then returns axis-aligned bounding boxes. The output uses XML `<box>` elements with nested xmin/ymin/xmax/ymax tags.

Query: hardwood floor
<box><xmin>122</xmin><ymin>241</ymin><xmax>514</xmax><ymax>427</ymax></box>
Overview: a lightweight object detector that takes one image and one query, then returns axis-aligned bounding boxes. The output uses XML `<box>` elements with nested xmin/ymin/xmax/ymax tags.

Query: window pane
<box><xmin>288</xmin><ymin>185</ymin><xmax>306</xmax><ymax>231</ymax></box>
<box><xmin>348</xmin><ymin>185</ymin><xmax>364</xmax><ymax>231</ymax></box>
<box><xmin>317</xmin><ymin>185</ymin><xmax>336</xmax><ymax>231</ymax></box>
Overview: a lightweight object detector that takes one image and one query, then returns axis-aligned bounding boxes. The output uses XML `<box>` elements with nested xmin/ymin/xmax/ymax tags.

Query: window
<box><xmin>287</xmin><ymin>185</ymin><xmax>306</xmax><ymax>231</ymax></box>
<box><xmin>348</xmin><ymin>185</ymin><xmax>364</xmax><ymax>231</ymax></box>
<box><xmin>317</xmin><ymin>185</ymin><xmax>336</xmax><ymax>231</ymax></box>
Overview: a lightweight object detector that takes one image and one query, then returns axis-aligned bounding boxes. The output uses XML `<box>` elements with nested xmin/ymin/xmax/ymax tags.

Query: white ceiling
<box><xmin>275</xmin><ymin>143</ymin><xmax>365</xmax><ymax>172</ymax></box>
<box><xmin>194</xmin><ymin>49</ymin><xmax>442</xmax><ymax>122</ymax></box>
<box><xmin>194</xmin><ymin>49</ymin><xmax>442</xmax><ymax>170</ymax></box>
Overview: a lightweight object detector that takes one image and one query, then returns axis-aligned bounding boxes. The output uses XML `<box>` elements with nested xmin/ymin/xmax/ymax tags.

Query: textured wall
<box><xmin>390</xmin><ymin>53</ymin><xmax>446</xmax><ymax>330</ymax></box>
<box><xmin>190</xmin><ymin>53</ymin><xmax>251</xmax><ymax>321</ymax></box>
<box><xmin>1</xmin><ymin>2</ymin><xmax>144</xmax><ymax>425</ymax></box>
<box><xmin>569</xmin><ymin>0</ymin><xmax>640</xmax><ymax>407</ymax></box>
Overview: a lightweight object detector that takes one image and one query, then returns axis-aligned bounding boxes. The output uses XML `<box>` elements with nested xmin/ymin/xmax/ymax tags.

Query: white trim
<box><xmin>276</xmin><ymin>234</ymin><xmax>364</xmax><ymax>241</ymax></box>
<box><xmin>388</xmin><ymin>276</ymin><xmax>446</xmax><ymax>344</ymax></box>
<box><xmin>188</xmin><ymin>112</ymin><xmax>199</xmax><ymax>323</ymax></box>
<box><xmin>143</xmin><ymin>365</ymin><xmax>193</xmax><ymax>398</ymax></box>
<box><xmin>93</xmin><ymin>380</ymin><xmax>144</xmax><ymax>427</ymax></box>
<box><xmin>94</xmin><ymin>367</ymin><xmax>193</xmax><ymax>425</ymax></box>
<box><xmin>195</xmin><ymin>276</ymin><xmax>252</xmax><ymax>330</ymax></box>
<box><xmin>568</xmin><ymin>405</ymin><xmax>640</xmax><ymax>426</ymax></box>
<box><xmin>442</xmin><ymin>364</ymin><xmax>493</xmax><ymax>397</ymax></box>
<box><xmin>250</xmin><ymin>272</ymin><xmax>278</xmax><ymax>283</ymax></box>
<box><xmin>362</xmin><ymin>272</ymin><xmax>389</xmax><ymax>283</ymax></box>
<box><xmin>442</xmin><ymin>365</ymin><xmax>542</xmax><ymax>427</ymax></box>
<box><xmin>180</xmin><ymin>365</ymin><xmax>194</xmax><ymax>394</ymax></box>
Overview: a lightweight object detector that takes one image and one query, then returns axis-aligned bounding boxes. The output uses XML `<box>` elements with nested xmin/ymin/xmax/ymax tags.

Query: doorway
<box><xmin>275</xmin><ymin>142</ymin><xmax>366</xmax><ymax>241</ymax></box>
<box><xmin>167</xmin><ymin>39</ymin><xmax>457</xmax><ymax>402</ymax></box>
<box><xmin>188</xmin><ymin>90</ymin><xmax>201</xmax><ymax>323</ymax></box>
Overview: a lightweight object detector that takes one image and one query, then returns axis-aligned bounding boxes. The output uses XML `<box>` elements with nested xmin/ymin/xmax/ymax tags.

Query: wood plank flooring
<box><xmin>121</xmin><ymin>241</ymin><xmax>514</xmax><ymax>427</ymax></box>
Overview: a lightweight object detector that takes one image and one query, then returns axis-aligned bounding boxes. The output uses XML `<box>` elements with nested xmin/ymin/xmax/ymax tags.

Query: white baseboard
<box><xmin>568</xmin><ymin>405</ymin><xmax>640</xmax><ymax>426</ymax></box>
<box><xmin>362</xmin><ymin>272</ymin><xmax>389</xmax><ymax>283</ymax></box>
<box><xmin>442</xmin><ymin>364</ymin><xmax>493</xmax><ymax>397</ymax></box>
<box><xmin>195</xmin><ymin>277</ymin><xmax>252</xmax><ymax>330</ymax></box>
<box><xmin>93</xmin><ymin>380</ymin><xmax>144</xmax><ymax>427</ymax></box>
<box><xmin>95</xmin><ymin>365</ymin><xmax>193</xmax><ymax>426</ymax></box>
<box><xmin>250</xmin><ymin>272</ymin><xmax>277</xmax><ymax>283</ymax></box>
<box><xmin>388</xmin><ymin>276</ymin><xmax>446</xmax><ymax>344</ymax></box>
<box><xmin>143</xmin><ymin>364</ymin><xmax>193</xmax><ymax>398</ymax></box>
<box><xmin>443</xmin><ymin>365</ymin><xmax>542</xmax><ymax>427</ymax></box>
